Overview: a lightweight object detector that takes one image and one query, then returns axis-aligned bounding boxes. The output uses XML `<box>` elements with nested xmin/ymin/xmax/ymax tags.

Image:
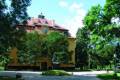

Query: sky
<box><xmin>27</xmin><ymin>0</ymin><xmax>105</xmax><ymax>37</ymax></box>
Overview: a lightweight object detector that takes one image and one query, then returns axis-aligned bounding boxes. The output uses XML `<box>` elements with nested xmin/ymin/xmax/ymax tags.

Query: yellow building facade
<box><xmin>8</xmin><ymin>15</ymin><xmax>76</xmax><ymax>70</ymax></box>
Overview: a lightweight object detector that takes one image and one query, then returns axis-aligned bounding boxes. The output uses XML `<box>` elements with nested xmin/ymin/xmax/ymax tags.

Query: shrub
<box><xmin>0</xmin><ymin>66</ymin><xmax>4</xmax><ymax>71</ymax></box>
<box><xmin>42</xmin><ymin>70</ymin><xmax>72</xmax><ymax>76</ymax></box>
<box><xmin>97</xmin><ymin>73</ymin><xmax>120</xmax><ymax>80</ymax></box>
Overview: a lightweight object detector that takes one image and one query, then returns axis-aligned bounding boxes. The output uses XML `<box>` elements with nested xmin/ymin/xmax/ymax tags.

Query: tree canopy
<box><xmin>18</xmin><ymin>32</ymin><xmax>46</xmax><ymax>64</ymax></box>
<box><xmin>18</xmin><ymin>31</ymin><xmax>69</xmax><ymax>64</ymax></box>
<box><xmin>46</xmin><ymin>32</ymin><xmax>69</xmax><ymax>63</ymax></box>
<box><xmin>0</xmin><ymin>0</ymin><xmax>31</xmax><ymax>65</ymax></box>
<box><xmin>76</xmin><ymin>0</ymin><xmax>120</xmax><ymax>70</ymax></box>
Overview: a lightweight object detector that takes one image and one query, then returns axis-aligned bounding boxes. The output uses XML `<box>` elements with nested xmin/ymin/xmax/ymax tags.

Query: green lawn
<box><xmin>97</xmin><ymin>73</ymin><xmax>120</xmax><ymax>80</ymax></box>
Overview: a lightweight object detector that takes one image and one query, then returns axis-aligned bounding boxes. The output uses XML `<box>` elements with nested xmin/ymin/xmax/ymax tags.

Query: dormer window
<box><xmin>33</xmin><ymin>26</ymin><xmax>35</xmax><ymax>29</ymax></box>
<box><xmin>34</xmin><ymin>23</ymin><xmax>37</xmax><ymax>25</ymax></box>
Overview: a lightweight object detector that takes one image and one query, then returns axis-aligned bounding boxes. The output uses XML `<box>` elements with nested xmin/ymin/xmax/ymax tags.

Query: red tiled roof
<box><xmin>27</xmin><ymin>18</ymin><xmax>68</xmax><ymax>31</ymax></box>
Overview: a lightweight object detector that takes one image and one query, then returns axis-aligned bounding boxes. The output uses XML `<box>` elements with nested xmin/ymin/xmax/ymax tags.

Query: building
<box><xmin>8</xmin><ymin>14</ymin><xmax>76</xmax><ymax>70</ymax></box>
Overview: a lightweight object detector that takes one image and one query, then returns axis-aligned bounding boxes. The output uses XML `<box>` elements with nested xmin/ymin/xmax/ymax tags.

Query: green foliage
<box><xmin>0</xmin><ymin>66</ymin><xmax>4</xmax><ymax>71</ymax></box>
<box><xmin>115</xmin><ymin>43</ymin><xmax>120</xmax><ymax>59</ymax></box>
<box><xmin>0</xmin><ymin>55</ymin><xmax>9</xmax><ymax>66</ymax></box>
<box><xmin>42</xmin><ymin>70</ymin><xmax>71</xmax><ymax>76</ymax></box>
<box><xmin>46</xmin><ymin>32</ymin><xmax>69</xmax><ymax>63</ymax></box>
<box><xmin>53</xmin><ymin>52</ymin><xmax>68</xmax><ymax>63</ymax></box>
<box><xmin>84</xmin><ymin>5</ymin><xmax>103</xmax><ymax>31</ymax></box>
<box><xmin>18</xmin><ymin>31</ymin><xmax>69</xmax><ymax>64</ymax></box>
<box><xmin>75</xmin><ymin>27</ymin><xmax>89</xmax><ymax>68</ymax></box>
<box><xmin>76</xmin><ymin>0</ymin><xmax>120</xmax><ymax>70</ymax></box>
<box><xmin>0</xmin><ymin>0</ymin><xmax>31</xmax><ymax>65</ymax></box>
<box><xmin>11</xmin><ymin>0</ymin><xmax>31</xmax><ymax>23</ymax></box>
<box><xmin>104</xmin><ymin>0</ymin><xmax>120</xmax><ymax>24</ymax></box>
<box><xmin>97</xmin><ymin>73</ymin><xmax>120</xmax><ymax>80</ymax></box>
<box><xmin>18</xmin><ymin>32</ymin><xmax>46</xmax><ymax>64</ymax></box>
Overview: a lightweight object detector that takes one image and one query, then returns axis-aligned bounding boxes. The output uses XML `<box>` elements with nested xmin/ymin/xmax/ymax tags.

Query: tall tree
<box><xmin>76</xmin><ymin>4</ymin><xmax>118</xmax><ymax>69</ymax></box>
<box><xmin>104</xmin><ymin>0</ymin><xmax>120</xmax><ymax>24</ymax></box>
<box><xmin>18</xmin><ymin>32</ymin><xmax>46</xmax><ymax>64</ymax></box>
<box><xmin>0</xmin><ymin>0</ymin><xmax>31</xmax><ymax>65</ymax></box>
<box><xmin>83</xmin><ymin>5</ymin><xmax>106</xmax><ymax>69</ymax></box>
<box><xmin>75</xmin><ymin>27</ymin><xmax>89</xmax><ymax>70</ymax></box>
<box><xmin>84</xmin><ymin>5</ymin><xmax>103</xmax><ymax>31</ymax></box>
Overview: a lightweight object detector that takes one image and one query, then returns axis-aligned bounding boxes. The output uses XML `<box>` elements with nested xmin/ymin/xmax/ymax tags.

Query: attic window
<box><xmin>33</xmin><ymin>26</ymin><xmax>35</xmax><ymax>29</ymax></box>
<box><xmin>34</xmin><ymin>23</ymin><xmax>37</xmax><ymax>25</ymax></box>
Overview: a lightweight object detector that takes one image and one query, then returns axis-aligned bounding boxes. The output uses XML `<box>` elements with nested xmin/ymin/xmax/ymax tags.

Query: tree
<box><xmin>0</xmin><ymin>0</ymin><xmax>31</xmax><ymax>65</ymax></box>
<box><xmin>115</xmin><ymin>43</ymin><xmax>120</xmax><ymax>61</ymax></box>
<box><xmin>84</xmin><ymin>5</ymin><xmax>103</xmax><ymax>31</ymax></box>
<box><xmin>83</xmin><ymin>5</ymin><xmax>107</xmax><ymax>69</ymax></box>
<box><xmin>75</xmin><ymin>27</ymin><xmax>89</xmax><ymax>70</ymax></box>
<box><xmin>104</xmin><ymin>0</ymin><xmax>120</xmax><ymax>24</ymax></box>
<box><xmin>18</xmin><ymin>32</ymin><xmax>46</xmax><ymax>64</ymax></box>
<box><xmin>18</xmin><ymin>31</ymin><xmax>69</xmax><ymax>64</ymax></box>
<box><xmin>45</xmin><ymin>32</ymin><xmax>69</xmax><ymax>63</ymax></box>
<box><xmin>76</xmin><ymin>3</ymin><xmax>118</xmax><ymax>69</ymax></box>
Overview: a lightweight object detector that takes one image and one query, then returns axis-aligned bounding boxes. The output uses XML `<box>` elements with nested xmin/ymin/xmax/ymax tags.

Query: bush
<box><xmin>42</xmin><ymin>70</ymin><xmax>72</xmax><ymax>76</ymax></box>
<box><xmin>0</xmin><ymin>66</ymin><xmax>4</xmax><ymax>71</ymax></box>
<box><xmin>97</xmin><ymin>73</ymin><xmax>120</xmax><ymax>80</ymax></box>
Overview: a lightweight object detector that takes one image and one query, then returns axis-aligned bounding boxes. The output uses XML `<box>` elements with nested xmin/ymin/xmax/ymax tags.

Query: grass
<box><xmin>97</xmin><ymin>73</ymin><xmax>120</xmax><ymax>80</ymax></box>
<box><xmin>42</xmin><ymin>70</ymin><xmax>72</xmax><ymax>76</ymax></box>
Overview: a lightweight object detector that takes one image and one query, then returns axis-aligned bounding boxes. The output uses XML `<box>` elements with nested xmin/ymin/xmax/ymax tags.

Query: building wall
<box><xmin>9</xmin><ymin>48</ymin><xmax>18</xmax><ymax>64</ymax></box>
<box><xmin>8</xmin><ymin>25</ymin><xmax>76</xmax><ymax>69</ymax></box>
<box><xmin>68</xmin><ymin>38</ymin><xmax>76</xmax><ymax>64</ymax></box>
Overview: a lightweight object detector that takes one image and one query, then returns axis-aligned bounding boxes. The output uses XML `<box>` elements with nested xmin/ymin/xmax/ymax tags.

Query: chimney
<box><xmin>52</xmin><ymin>20</ymin><xmax>55</xmax><ymax>26</ymax></box>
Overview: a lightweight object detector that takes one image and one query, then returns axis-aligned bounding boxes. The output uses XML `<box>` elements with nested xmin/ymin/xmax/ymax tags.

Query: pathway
<box><xmin>0</xmin><ymin>71</ymin><xmax>111</xmax><ymax>80</ymax></box>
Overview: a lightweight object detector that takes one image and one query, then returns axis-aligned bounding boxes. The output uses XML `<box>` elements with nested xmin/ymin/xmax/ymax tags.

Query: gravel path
<box><xmin>0</xmin><ymin>71</ymin><xmax>110</xmax><ymax>80</ymax></box>
<box><xmin>23</xmin><ymin>75</ymin><xmax>100</xmax><ymax>80</ymax></box>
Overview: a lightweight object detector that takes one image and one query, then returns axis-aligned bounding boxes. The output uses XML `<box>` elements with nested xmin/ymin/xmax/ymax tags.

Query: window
<box><xmin>42</xmin><ymin>27</ymin><xmax>48</xmax><ymax>34</ymax></box>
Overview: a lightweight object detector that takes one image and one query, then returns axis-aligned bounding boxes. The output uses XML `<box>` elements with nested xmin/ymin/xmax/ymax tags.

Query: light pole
<box><xmin>114</xmin><ymin>54</ymin><xmax>117</xmax><ymax>72</ymax></box>
<box><xmin>114</xmin><ymin>53</ymin><xmax>117</xmax><ymax>79</ymax></box>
